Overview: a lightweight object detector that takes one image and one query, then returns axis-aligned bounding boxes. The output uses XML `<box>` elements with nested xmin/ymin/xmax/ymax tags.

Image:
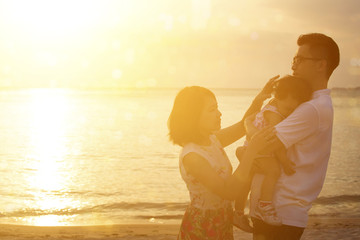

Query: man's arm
<box><xmin>259</xmin><ymin>102</ymin><xmax>319</xmax><ymax>153</ymax></box>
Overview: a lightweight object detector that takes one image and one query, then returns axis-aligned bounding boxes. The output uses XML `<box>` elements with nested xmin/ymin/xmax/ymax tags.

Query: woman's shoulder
<box><xmin>180</xmin><ymin>136</ymin><xmax>219</xmax><ymax>160</ymax></box>
<box><xmin>180</xmin><ymin>142</ymin><xmax>205</xmax><ymax>160</ymax></box>
<box><xmin>179</xmin><ymin>145</ymin><xmax>209</xmax><ymax>177</ymax></box>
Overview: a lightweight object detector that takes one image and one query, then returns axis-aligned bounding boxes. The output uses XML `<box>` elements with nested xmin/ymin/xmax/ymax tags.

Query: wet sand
<box><xmin>0</xmin><ymin>217</ymin><xmax>359</xmax><ymax>240</ymax></box>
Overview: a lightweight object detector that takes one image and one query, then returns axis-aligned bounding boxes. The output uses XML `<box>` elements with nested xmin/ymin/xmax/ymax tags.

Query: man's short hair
<box><xmin>297</xmin><ymin>33</ymin><xmax>340</xmax><ymax>79</ymax></box>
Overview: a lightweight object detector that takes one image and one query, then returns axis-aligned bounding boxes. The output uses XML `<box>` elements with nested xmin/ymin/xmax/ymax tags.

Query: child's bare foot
<box><xmin>254</xmin><ymin>200</ymin><xmax>282</xmax><ymax>226</ymax></box>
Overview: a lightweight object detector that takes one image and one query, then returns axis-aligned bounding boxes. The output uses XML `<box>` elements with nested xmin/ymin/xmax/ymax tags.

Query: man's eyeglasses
<box><xmin>292</xmin><ymin>56</ymin><xmax>323</xmax><ymax>65</ymax></box>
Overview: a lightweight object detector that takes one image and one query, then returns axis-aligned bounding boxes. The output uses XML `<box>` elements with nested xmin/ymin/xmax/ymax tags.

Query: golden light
<box><xmin>1</xmin><ymin>0</ymin><xmax>104</xmax><ymax>41</ymax></box>
<box><xmin>23</xmin><ymin>89</ymin><xmax>81</xmax><ymax>226</ymax></box>
<box><xmin>27</xmin><ymin>215</ymin><xmax>70</xmax><ymax>226</ymax></box>
<box><xmin>0</xmin><ymin>0</ymin><xmax>148</xmax><ymax>88</ymax></box>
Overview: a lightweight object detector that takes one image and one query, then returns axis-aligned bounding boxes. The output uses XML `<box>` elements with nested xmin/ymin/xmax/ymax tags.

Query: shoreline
<box><xmin>0</xmin><ymin>217</ymin><xmax>359</xmax><ymax>240</ymax></box>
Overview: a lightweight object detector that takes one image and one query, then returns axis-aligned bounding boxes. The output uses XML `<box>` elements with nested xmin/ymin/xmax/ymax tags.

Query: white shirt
<box><xmin>250</xmin><ymin>89</ymin><xmax>333</xmax><ymax>228</ymax></box>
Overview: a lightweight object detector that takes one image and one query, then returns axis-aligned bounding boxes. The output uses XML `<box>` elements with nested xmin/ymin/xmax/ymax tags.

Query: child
<box><xmin>233</xmin><ymin>75</ymin><xmax>312</xmax><ymax>231</ymax></box>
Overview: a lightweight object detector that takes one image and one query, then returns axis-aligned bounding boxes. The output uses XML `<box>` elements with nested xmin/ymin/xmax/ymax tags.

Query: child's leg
<box><xmin>254</xmin><ymin>157</ymin><xmax>282</xmax><ymax>226</ymax></box>
<box><xmin>260</xmin><ymin>157</ymin><xmax>281</xmax><ymax>201</ymax></box>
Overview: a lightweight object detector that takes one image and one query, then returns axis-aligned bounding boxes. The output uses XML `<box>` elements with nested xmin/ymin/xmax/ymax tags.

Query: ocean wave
<box><xmin>92</xmin><ymin>202</ymin><xmax>188</xmax><ymax>211</ymax></box>
<box><xmin>0</xmin><ymin>202</ymin><xmax>188</xmax><ymax>218</ymax></box>
<box><xmin>0</xmin><ymin>190</ymin><xmax>124</xmax><ymax>198</ymax></box>
<box><xmin>136</xmin><ymin>214</ymin><xmax>184</xmax><ymax>220</ymax></box>
<box><xmin>313</xmin><ymin>195</ymin><xmax>360</xmax><ymax>205</ymax></box>
<box><xmin>1</xmin><ymin>195</ymin><xmax>359</xmax><ymax>218</ymax></box>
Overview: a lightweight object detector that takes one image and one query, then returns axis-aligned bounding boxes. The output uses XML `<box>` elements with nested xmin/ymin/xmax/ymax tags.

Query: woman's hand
<box><xmin>247</xmin><ymin>126</ymin><xmax>277</xmax><ymax>156</ymax></box>
<box><xmin>240</xmin><ymin>75</ymin><xmax>280</xmax><ymax>127</ymax></box>
<box><xmin>253</xmin><ymin>75</ymin><xmax>279</xmax><ymax>103</ymax></box>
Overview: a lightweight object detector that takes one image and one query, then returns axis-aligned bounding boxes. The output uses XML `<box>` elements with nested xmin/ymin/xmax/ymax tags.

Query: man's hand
<box><xmin>247</xmin><ymin>126</ymin><xmax>277</xmax><ymax>156</ymax></box>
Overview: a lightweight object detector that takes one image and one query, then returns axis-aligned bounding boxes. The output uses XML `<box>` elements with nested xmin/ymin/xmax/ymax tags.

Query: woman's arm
<box><xmin>183</xmin><ymin>126</ymin><xmax>276</xmax><ymax>200</ymax></box>
<box><xmin>215</xmin><ymin>76</ymin><xmax>279</xmax><ymax>147</ymax></box>
<box><xmin>244</xmin><ymin>113</ymin><xmax>258</xmax><ymax>139</ymax></box>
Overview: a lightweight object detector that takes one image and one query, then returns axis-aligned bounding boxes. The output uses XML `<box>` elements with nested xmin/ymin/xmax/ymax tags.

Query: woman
<box><xmin>168</xmin><ymin>79</ymin><xmax>278</xmax><ymax>239</ymax></box>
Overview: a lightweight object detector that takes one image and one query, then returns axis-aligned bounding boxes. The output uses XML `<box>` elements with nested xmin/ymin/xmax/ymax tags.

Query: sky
<box><xmin>0</xmin><ymin>0</ymin><xmax>359</xmax><ymax>89</ymax></box>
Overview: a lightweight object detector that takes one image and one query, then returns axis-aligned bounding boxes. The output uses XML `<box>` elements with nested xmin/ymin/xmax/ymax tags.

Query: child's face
<box><xmin>276</xmin><ymin>95</ymin><xmax>300</xmax><ymax>117</ymax></box>
<box><xmin>198</xmin><ymin>96</ymin><xmax>222</xmax><ymax>135</ymax></box>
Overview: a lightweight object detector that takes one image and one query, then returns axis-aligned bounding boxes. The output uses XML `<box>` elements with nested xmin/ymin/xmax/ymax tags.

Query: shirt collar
<box><xmin>312</xmin><ymin>89</ymin><xmax>331</xmax><ymax>99</ymax></box>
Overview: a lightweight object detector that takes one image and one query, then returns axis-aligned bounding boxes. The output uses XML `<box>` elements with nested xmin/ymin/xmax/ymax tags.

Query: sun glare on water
<box><xmin>22</xmin><ymin>89</ymin><xmax>80</xmax><ymax>226</ymax></box>
<box><xmin>27</xmin><ymin>89</ymin><xmax>69</xmax><ymax>190</ymax></box>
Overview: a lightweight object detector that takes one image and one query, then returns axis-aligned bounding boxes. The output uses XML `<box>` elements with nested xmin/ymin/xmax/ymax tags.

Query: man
<box><xmin>249</xmin><ymin>33</ymin><xmax>340</xmax><ymax>240</ymax></box>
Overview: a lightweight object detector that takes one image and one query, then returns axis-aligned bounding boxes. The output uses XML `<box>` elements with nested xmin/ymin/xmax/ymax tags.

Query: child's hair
<box><xmin>168</xmin><ymin>86</ymin><xmax>216</xmax><ymax>146</ymax></box>
<box><xmin>273</xmin><ymin>75</ymin><xmax>312</xmax><ymax>103</ymax></box>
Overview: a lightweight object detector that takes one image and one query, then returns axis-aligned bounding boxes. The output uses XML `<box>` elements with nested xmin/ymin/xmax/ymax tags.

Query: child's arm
<box><xmin>274</xmin><ymin>149</ymin><xmax>295</xmax><ymax>175</ymax></box>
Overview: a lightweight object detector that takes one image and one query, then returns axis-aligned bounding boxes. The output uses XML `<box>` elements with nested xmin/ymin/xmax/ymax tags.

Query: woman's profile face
<box><xmin>198</xmin><ymin>96</ymin><xmax>222</xmax><ymax>135</ymax></box>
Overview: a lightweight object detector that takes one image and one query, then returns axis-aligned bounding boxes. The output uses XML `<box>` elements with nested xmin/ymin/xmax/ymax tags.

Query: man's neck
<box><xmin>310</xmin><ymin>77</ymin><xmax>328</xmax><ymax>92</ymax></box>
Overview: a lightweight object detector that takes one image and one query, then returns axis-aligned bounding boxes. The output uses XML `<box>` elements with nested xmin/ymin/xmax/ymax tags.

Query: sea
<box><xmin>0</xmin><ymin>88</ymin><xmax>359</xmax><ymax>226</ymax></box>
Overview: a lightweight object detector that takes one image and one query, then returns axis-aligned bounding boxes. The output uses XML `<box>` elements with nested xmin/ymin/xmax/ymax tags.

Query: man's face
<box><xmin>292</xmin><ymin>44</ymin><xmax>320</xmax><ymax>83</ymax></box>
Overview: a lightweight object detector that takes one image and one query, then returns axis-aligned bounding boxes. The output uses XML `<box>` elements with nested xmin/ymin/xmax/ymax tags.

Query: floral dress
<box><xmin>178</xmin><ymin>135</ymin><xmax>234</xmax><ymax>240</ymax></box>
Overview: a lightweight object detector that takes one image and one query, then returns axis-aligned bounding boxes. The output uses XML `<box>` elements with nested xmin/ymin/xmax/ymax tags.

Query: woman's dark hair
<box><xmin>274</xmin><ymin>75</ymin><xmax>312</xmax><ymax>103</ymax></box>
<box><xmin>297</xmin><ymin>33</ymin><xmax>340</xmax><ymax>79</ymax></box>
<box><xmin>168</xmin><ymin>86</ymin><xmax>216</xmax><ymax>146</ymax></box>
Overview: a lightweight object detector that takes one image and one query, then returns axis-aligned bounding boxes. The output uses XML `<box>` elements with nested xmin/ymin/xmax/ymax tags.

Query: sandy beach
<box><xmin>0</xmin><ymin>218</ymin><xmax>359</xmax><ymax>240</ymax></box>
